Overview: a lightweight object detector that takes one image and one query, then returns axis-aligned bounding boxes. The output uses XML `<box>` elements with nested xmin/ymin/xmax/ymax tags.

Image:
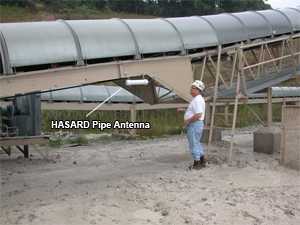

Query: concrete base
<box><xmin>253</xmin><ymin>126</ymin><xmax>281</xmax><ymax>154</ymax></box>
<box><xmin>201</xmin><ymin>127</ymin><xmax>222</xmax><ymax>144</ymax></box>
<box><xmin>282</xmin><ymin>126</ymin><xmax>300</xmax><ymax>170</ymax></box>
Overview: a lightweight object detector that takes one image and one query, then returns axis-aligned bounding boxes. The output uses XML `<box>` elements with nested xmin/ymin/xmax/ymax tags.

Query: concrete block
<box><xmin>282</xmin><ymin>127</ymin><xmax>300</xmax><ymax>170</ymax></box>
<box><xmin>253</xmin><ymin>127</ymin><xmax>281</xmax><ymax>154</ymax></box>
<box><xmin>201</xmin><ymin>127</ymin><xmax>222</xmax><ymax>144</ymax></box>
<box><xmin>281</xmin><ymin>105</ymin><xmax>300</xmax><ymax>170</ymax></box>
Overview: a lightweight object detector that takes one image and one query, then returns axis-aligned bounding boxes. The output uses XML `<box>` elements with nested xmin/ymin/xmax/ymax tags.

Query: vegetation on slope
<box><xmin>0</xmin><ymin>0</ymin><xmax>270</xmax><ymax>22</ymax></box>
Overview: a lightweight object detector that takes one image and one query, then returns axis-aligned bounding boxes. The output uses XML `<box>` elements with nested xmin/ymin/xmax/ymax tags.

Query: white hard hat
<box><xmin>191</xmin><ymin>80</ymin><xmax>205</xmax><ymax>91</ymax></box>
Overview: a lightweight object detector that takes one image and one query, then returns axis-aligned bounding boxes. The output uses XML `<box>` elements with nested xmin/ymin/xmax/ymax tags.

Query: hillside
<box><xmin>0</xmin><ymin>0</ymin><xmax>270</xmax><ymax>23</ymax></box>
<box><xmin>0</xmin><ymin>5</ymin><xmax>152</xmax><ymax>23</ymax></box>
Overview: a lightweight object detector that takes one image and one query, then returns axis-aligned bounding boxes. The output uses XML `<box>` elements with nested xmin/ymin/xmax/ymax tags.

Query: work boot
<box><xmin>200</xmin><ymin>155</ymin><xmax>206</xmax><ymax>167</ymax></box>
<box><xmin>188</xmin><ymin>160</ymin><xmax>196</xmax><ymax>170</ymax></box>
<box><xmin>193</xmin><ymin>160</ymin><xmax>202</xmax><ymax>170</ymax></box>
<box><xmin>188</xmin><ymin>160</ymin><xmax>202</xmax><ymax>170</ymax></box>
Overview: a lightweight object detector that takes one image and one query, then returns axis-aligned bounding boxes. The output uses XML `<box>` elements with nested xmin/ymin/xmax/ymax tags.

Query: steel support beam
<box><xmin>41</xmin><ymin>102</ymin><xmax>189</xmax><ymax>111</ymax></box>
<box><xmin>0</xmin><ymin>56</ymin><xmax>194</xmax><ymax>102</ymax></box>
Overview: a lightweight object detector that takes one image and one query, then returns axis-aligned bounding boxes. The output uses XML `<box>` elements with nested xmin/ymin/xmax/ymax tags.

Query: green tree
<box><xmin>83</xmin><ymin>0</ymin><xmax>107</xmax><ymax>9</ymax></box>
<box><xmin>219</xmin><ymin>0</ymin><xmax>270</xmax><ymax>12</ymax></box>
<box><xmin>0</xmin><ymin>0</ymin><xmax>35</xmax><ymax>8</ymax></box>
<box><xmin>108</xmin><ymin>0</ymin><xmax>145</xmax><ymax>14</ymax></box>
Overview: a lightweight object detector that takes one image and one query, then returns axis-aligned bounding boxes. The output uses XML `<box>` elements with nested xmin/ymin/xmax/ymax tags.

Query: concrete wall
<box><xmin>281</xmin><ymin>105</ymin><xmax>300</xmax><ymax>170</ymax></box>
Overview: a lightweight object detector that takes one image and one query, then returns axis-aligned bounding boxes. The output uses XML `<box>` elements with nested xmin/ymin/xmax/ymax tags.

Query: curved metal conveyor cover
<box><xmin>0</xmin><ymin>21</ymin><xmax>78</xmax><ymax>67</ymax></box>
<box><xmin>66</xmin><ymin>19</ymin><xmax>137</xmax><ymax>60</ymax></box>
<box><xmin>41</xmin><ymin>85</ymin><xmax>143</xmax><ymax>103</ymax></box>
<box><xmin>232</xmin><ymin>11</ymin><xmax>273</xmax><ymax>39</ymax></box>
<box><xmin>0</xmin><ymin>8</ymin><xmax>299</xmax><ymax>69</ymax></box>
<box><xmin>123</xmin><ymin>19</ymin><xmax>182</xmax><ymax>54</ymax></box>
<box><xmin>257</xmin><ymin>10</ymin><xmax>293</xmax><ymax>35</ymax></box>
<box><xmin>41</xmin><ymin>85</ymin><xmax>178</xmax><ymax>103</ymax></box>
<box><xmin>166</xmin><ymin>17</ymin><xmax>218</xmax><ymax>49</ymax></box>
<box><xmin>48</xmin><ymin>87</ymin><xmax>82</xmax><ymax>102</ymax></box>
<box><xmin>272</xmin><ymin>87</ymin><xmax>300</xmax><ymax>97</ymax></box>
<box><xmin>201</xmin><ymin>13</ymin><xmax>248</xmax><ymax>44</ymax></box>
<box><xmin>279</xmin><ymin>8</ymin><xmax>300</xmax><ymax>31</ymax></box>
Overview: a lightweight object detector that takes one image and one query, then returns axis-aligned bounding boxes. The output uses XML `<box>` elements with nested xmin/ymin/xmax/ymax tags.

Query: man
<box><xmin>184</xmin><ymin>80</ymin><xmax>206</xmax><ymax>170</ymax></box>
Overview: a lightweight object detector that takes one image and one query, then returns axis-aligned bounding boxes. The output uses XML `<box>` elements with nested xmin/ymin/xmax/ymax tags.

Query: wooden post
<box><xmin>279</xmin><ymin>40</ymin><xmax>285</xmax><ymax>71</ymax></box>
<box><xmin>130</xmin><ymin>104</ymin><xmax>137</xmax><ymax>135</ymax></box>
<box><xmin>267</xmin><ymin>87</ymin><xmax>272</xmax><ymax>127</ymax></box>
<box><xmin>205</xmin><ymin>102</ymin><xmax>211</xmax><ymax>126</ymax></box>
<box><xmin>200</xmin><ymin>56</ymin><xmax>207</xmax><ymax>81</ymax></box>
<box><xmin>230</xmin><ymin>51</ymin><xmax>238</xmax><ymax>87</ymax></box>
<box><xmin>280</xmin><ymin>101</ymin><xmax>286</xmax><ymax>164</ymax></box>
<box><xmin>229</xmin><ymin>46</ymin><xmax>243</xmax><ymax>164</ymax></box>
<box><xmin>24</xmin><ymin>145</ymin><xmax>29</xmax><ymax>158</ymax></box>
<box><xmin>208</xmin><ymin>55</ymin><xmax>228</xmax><ymax>88</ymax></box>
<box><xmin>266</xmin><ymin>45</ymin><xmax>280</xmax><ymax>72</ymax></box>
<box><xmin>257</xmin><ymin>44</ymin><xmax>264</xmax><ymax>77</ymax></box>
<box><xmin>298</xmin><ymin>38</ymin><xmax>300</xmax><ymax>65</ymax></box>
<box><xmin>242</xmin><ymin>52</ymin><xmax>256</xmax><ymax>79</ymax></box>
<box><xmin>224</xmin><ymin>104</ymin><xmax>229</xmax><ymax>126</ymax></box>
<box><xmin>208</xmin><ymin>45</ymin><xmax>222</xmax><ymax>146</ymax></box>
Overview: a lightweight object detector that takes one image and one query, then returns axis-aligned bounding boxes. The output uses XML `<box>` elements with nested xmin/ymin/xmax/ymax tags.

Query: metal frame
<box><xmin>161</xmin><ymin>18</ymin><xmax>186</xmax><ymax>55</ymax></box>
<box><xmin>252</xmin><ymin>11</ymin><xmax>274</xmax><ymax>37</ymax></box>
<box><xmin>0</xmin><ymin>56</ymin><xmax>194</xmax><ymax>101</ymax></box>
<box><xmin>115</xmin><ymin>18</ymin><xmax>142</xmax><ymax>59</ymax></box>
<box><xmin>192</xmin><ymin>32</ymin><xmax>299</xmax><ymax>163</ymax></box>
<box><xmin>273</xmin><ymin>9</ymin><xmax>294</xmax><ymax>34</ymax></box>
<box><xmin>0</xmin><ymin>31</ymin><xmax>12</xmax><ymax>74</ymax></box>
<box><xmin>195</xmin><ymin>16</ymin><xmax>221</xmax><ymax>45</ymax></box>
<box><xmin>58</xmin><ymin>20</ymin><xmax>85</xmax><ymax>66</ymax></box>
<box><xmin>0</xmin><ymin>136</ymin><xmax>49</xmax><ymax>158</ymax></box>
<box><xmin>224</xmin><ymin>13</ymin><xmax>250</xmax><ymax>42</ymax></box>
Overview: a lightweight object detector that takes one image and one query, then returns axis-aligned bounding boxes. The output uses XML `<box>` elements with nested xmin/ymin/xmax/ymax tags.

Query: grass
<box><xmin>48</xmin><ymin>133</ymin><xmax>90</xmax><ymax>148</ymax></box>
<box><xmin>0</xmin><ymin>5</ymin><xmax>152</xmax><ymax>22</ymax></box>
<box><xmin>42</xmin><ymin>109</ymin><xmax>185</xmax><ymax>137</ymax></box>
<box><xmin>68</xmin><ymin>135</ymin><xmax>89</xmax><ymax>145</ymax></box>
<box><xmin>42</xmin><ymin>103</ymin><xmax>282</xmax><ymax>142</ymax></box>
<box><xmin>48</xmin><ymin>136</ymin><xmax>63</xmax><ymax>148</ymax></box>
<box><xmin>0</xmin><ymin>6</ymin><xmax>40</xmax><ymax>22</ymax></box>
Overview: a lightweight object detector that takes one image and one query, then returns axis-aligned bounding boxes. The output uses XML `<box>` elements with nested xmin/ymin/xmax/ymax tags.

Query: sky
<box><xmin>265</xmin><ymin>0</ymin><xmax>300</xmax><ymax>9</ymax></box>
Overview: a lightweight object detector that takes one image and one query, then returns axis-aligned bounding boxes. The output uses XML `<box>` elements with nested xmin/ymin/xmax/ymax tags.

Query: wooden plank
<box><xmin>208</xmin><ymin>45</ymin><xmax>222</xmax><ymax>146</ymax></box>
<box><xmin>0</xmin><ymin>136</ymin><xmax>49</xmax><ymax>147</ymax></box>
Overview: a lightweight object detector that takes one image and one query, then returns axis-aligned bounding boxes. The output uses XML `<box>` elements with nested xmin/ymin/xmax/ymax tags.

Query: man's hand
<box><xmin>184</xmin><ymin>113</ymin><xmax>202</xmax><ymax>127</ymax></box>
<box><xmin>183</xmin><ymin>119</ymin><xmax>189</xmax><ymax>127</ymax></box>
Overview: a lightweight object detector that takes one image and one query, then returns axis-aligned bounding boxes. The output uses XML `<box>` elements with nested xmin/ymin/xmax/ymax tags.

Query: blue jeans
<box><xmin>186</xmin><ymin>120</ymin><xmax>204</xmax><ymax>160</ymax></box>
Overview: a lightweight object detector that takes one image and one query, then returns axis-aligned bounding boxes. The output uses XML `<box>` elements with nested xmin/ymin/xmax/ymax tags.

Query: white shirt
<box><xmin>184</xmin><ymin>95</ymin><xmax>205</xmax><ymax>121</ymax></box>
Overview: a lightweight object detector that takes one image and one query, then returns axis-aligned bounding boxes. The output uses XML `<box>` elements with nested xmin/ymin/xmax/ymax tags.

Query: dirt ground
<box><xmin>1</xmin><ymin>128</ymin><xmax>299</xmax><ymax>225</ymax></box>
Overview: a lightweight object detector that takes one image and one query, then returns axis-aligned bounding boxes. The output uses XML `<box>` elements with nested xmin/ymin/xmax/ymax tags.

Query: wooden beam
<box><xmin>0</xmin><ymin>56</ymin><xmax>194</xmax><ymax>102</ymax></box>
<box><xmin>229</xmin><ymin>45</ymin><xmax>243</xmax><ymax>164</ymax></box>
<box><xmin>208</xmin><ymin>45</ymin><xmax>222</xmax><ymax>146</ymax></box>
<box><xmin>0</xmin><ymin>136</ymin><xmax>49</xmax><ymax>147</ymax></box>
<box><xmin>267</xmin><ymin>87</ymin><xmax>273</xmax><ymax>127</ymax></box>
